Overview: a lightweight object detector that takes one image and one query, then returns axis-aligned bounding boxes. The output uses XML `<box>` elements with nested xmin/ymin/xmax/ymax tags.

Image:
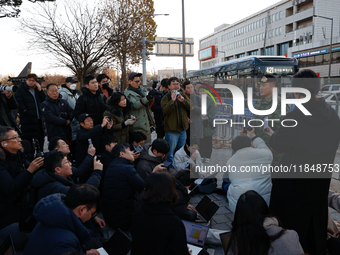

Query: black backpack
<box><xmin>19</xmin><ymin>184</ymin><xmax>38</xmax><ymax>233</ymax></box>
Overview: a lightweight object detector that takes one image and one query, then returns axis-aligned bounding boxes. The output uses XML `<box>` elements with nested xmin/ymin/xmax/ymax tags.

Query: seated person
<box><xmin>101</xmin><ymin>143</ymin><xmax>165</xmax><ymax>231</ymax></box>
<box><xmin>24</xmin><ymin>184</ymin><xmax>102</xmax><ymax>255</ymax></box>
<box><xmin>0</xmin><ymin>126</ymin><xmax>44</xmax><ymax>250</ymax></box>
<box><xmin>99</xmin><ymin>136</ymin><xmax>118</xmax><ymax>192</ymax></box>
<box><xmin>131</xmin><ymin>172</ymin><xmax>190</xmax><ymax>255</ymax></box>
<box><xmin>136</xmin><ymin>138</ymin><xmax>170</xmax><ymax>181</ymax></box>
<box><xmin>326</xmin><ymin>190</ymin><xmax>340</xmax><ymax>255</ymax></box>
<box><xmin>76</xmin><ymin>114</ymin><xmax>112</xmax><ymax>182</ymax></box>
<box><xmin>226</xmin><ymin>190</ymin><xmax>304</xmax><ymax>255</ymax></box>
<box><xmin>225</xmin><ymin>128</ymin><xmax>273</xmax><ymax>214</ymax></box>
<box><xmin>171</xmin><ymin>170</ymin><xmax>199</xmax><ymax>222</ymax></box>
<box><xmin>173</xmin><ymin>136</ymin><xmax>202</xmax><ymax>178</ymax></box>
<box><xmin>130</xmin><ymin>131</ymin><xmax>146</xmax><ymax>163</ymax></box>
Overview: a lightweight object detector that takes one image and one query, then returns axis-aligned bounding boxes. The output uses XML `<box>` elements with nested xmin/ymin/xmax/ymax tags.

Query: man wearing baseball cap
<box><xmin>124</xmin><ymin>72</ymin><xmax>156</xmax><ymax>142</ymax></box>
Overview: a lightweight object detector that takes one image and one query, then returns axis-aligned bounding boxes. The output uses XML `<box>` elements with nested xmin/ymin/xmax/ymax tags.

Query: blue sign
<box><xmin>293</xmin><ymin>48</ymin><xmax>328</xmax><ymax>58</ymax></box>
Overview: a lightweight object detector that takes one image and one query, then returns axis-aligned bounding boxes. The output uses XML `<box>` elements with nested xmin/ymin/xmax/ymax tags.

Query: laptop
<box><xmin>0</xmin><ymin>235</ymin><xmax>16</xmax><ymax>255</ymax></box>
<box><xmin>195</xmin><ymin>195</ymin><xmax>219</xmax><ymax>223</ymax></box>
<box><xmin>220</xmin><ymin>231</ymin><xmax>232</xmax><ymax>253</ymax></box>
<box><xmin>182</xmin><ymin>220</ymin><xmax>209</xmax><ymax>255</ymax></box>
<box><xmin>100</xmin><ymin>228</ymin><xmax>132</xmax><ymax>255</ymax></box>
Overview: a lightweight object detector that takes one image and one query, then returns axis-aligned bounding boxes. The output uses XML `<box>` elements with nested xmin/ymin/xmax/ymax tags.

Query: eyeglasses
<box><xmin>133</xmin><ymin>80</ymin><xmax>141</xmax><ymax>83</ymax></box>
<box><xmin>62</xmin><ymin>160</ymin><xmax>72</xmax><ymax>166</ymax></box>
<box><xmin>5</xmin><ymin>135</ymin><xmax>21</xmax><ymax>141</ymax></box>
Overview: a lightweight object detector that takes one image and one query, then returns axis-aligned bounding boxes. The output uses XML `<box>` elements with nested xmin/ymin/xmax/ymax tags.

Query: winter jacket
<box><xmin>14</xmin><ymin>81</ymin><xmax>46</xmax><ymax>139</ymax></box>
<box><xmin>225</xmin><ymin>137</ymin><xmax>273</xmax><ymax>213</ymax></box>
<box><xmin>74</xmin><ymin>87</ymin><xmax>107</xmax><ymax>126</ymax></box>
<box><xmin>269</xmin><ymin>98</ymin><xmax>340</xmax><ymax>254</ymax></box>
<box><xmin>23</xmin><ymin>194</ymin><xmax>93</xmax><ymax>255</ymax></box>
<box><xmin>151</xmin><ymin>91</ymin><xmax>166</xmax><ymax>137</ymax></box>
<box><xmin>188</xmin><ymin>92</ymin><xmax>203</xmax><ymax>139</ymax></box>
<box><xmin>59</xmin><ymin>85</ymin><xmax>80</xmax><ymax>140</ymax></box>
<box><xmin>101</xmin><ymin>157</ymin><xmax>145</xmax><ymax>230</ymax></box>
<box><xmin>103</xmin><ymin>95</ymin><xmax>132</xmax><ymax>143</ymax></box>
<box><xmin>136</xmin><ymin>144</ymin><xmax>164</xmax><ymax>181</ymax></box>
<box><xmin>0</xmin><ymin>148</ymin><xmax>31</xmax><ymax>229</ymax></box>
<box><xmin>161</xmin><ymin>91</ymin><xmax>191</xmax><ymax>134</ymax></box>
<box><xmin>173</xmin><ymin>146</ymin><xmax>202</xmax><ymax>174</ymax></box>
<box><xmin>99</xmin><ymin>86</ymin><xmax>114</xmax><ymax>99</ymax></box>
<box><xmin>131</xmin><ymin>203</ymin><xmax>190</xmax><ymax>255</ymax></box>
<box><xmin>227</xmin><ymin>217</ymin><xmax>304</xmax><ymax>255</ymax></box>
<box><xmin>99</xmin><ymin>150</ymin><xmax>113</xmax><ymax>192</ymax></box>
<box><xmin>40</xmin><ymin>95</ymin><xmax>74</xmax><ymax>141</ymax></box>
<box><xmin>124</xmin><ymin>86</ymin><xmax>154</xmax><ymax>133</ymax></box>
<box><xmin>0</xmin><ymin>93</ymin><xmax>18</xmax><ymax>128</ymax></box>
<box><xmin>31</xmin><ymin>154</ymin><xmax>101</xmax><ymax>201</ymax></box>
<box><xmin>171</xmin><ymin>180</ymin><xmax>197</xmax><ymax>222</ymax></box>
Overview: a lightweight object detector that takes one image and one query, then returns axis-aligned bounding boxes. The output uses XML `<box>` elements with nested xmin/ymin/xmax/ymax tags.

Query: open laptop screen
<box><xmin>182</xmin><ymin>220</ymin><xmax>209</xmax><ymax>248</ymax></box>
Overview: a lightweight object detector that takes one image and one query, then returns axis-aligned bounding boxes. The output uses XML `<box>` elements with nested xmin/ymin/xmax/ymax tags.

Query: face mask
<box><xmin>70</xmin><ymin>84</ymin><xmax>77</xmax><ymax>90</ymax></box>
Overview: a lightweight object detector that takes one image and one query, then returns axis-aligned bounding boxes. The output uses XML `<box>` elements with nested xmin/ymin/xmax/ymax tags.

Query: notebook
<box><xmin>195</xmin><ymin>195</ymin><xmax>219</xmax><ymax>223</ymax></box>
<box><xmin>101</xmin><ymin>228</ymin><xmax>132</xmax><ymax>255</ymax></box>
<box><xmin>182</xmin><ymin>220</ymin><xmax>209</xmax><ymax>255</ymax></box>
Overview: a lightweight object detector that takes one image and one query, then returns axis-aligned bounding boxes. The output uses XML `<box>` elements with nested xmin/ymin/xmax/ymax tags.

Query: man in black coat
<box><xmin>40</xmin><ymin>83</ymin><xmax>74</xmax><ymax>142</ymax></box>
<box><xmin>151</xmin><ymin>78</ymin><xmax>168</xmax><ymax>139</ymax></box>
<box><xmin>74</xmin><ymin>74</ymin><xmax>107</xmax><ymax>126</ymax></box>
<box><xmin>101</xmin><ymin>143</ymin><xmax>165</xmax><ymax>231</ymax></box>
<box><xmin>97</xmin><ymin>73</ymin><xmax>113</xmax><ymax>99</ymax></box>
<box><xmin>0</xmin><ymin>126</ymin><xmax>44</xmax><ymax>250</ymax></box>
<box><xmin>15</xmin><ymin>73</ymin><xmax>46</xmax><ymax>151</ymax></box>
<box><xmin>136</xmin><ymin>138</ymin><xmax>170</xmax><ymax>181</ymax></box>
<box><xmin>99</xmin><ymin>136</ymin><xmax>118</xmax><ymax>192</ymax></box>
<box><xmin>0</xmin><ymin>89</ymin><xmax>18</xmax><ymax>129</ymax></box>
<box><xmin>266</xmin><ymin>70</ymin><xmax>340</xmax><ymax>255</ymax></box>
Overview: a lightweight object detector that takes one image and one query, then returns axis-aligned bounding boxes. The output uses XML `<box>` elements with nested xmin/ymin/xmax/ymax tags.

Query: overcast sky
<box><xmin>0</xmin><ymin>0</ymin><xmax>282</xmax><ymax>77</ymax></box>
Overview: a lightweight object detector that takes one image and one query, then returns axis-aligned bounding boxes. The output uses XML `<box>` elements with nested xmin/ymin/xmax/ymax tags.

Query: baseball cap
<box><xmin>128</xmin><ymin>72</ymin><xmax>142</xmax><ymax>81</ymax></box>
<box><xmin>78</xmin><ymin>113</ymin><xmax>94</xmax><ymax>123</ymax></box>
<box><xmin>65</xmin><ymin>77</ymin><xmax>78</xmax><ymax>83</ymax></box>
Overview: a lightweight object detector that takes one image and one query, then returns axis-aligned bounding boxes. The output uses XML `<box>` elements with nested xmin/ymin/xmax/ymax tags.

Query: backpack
<box><xmin>19</xmin><ymin>184</ymin><xmax>38</xmax><ymax>233</ymax></box>
<box><xmin>198</xmin><ymin>178</ymin><xmax>218</xmax><ymax>194</ymax></box>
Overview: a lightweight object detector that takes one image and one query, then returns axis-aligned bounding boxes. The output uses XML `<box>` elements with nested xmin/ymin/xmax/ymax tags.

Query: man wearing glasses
<box><xmin>124</xmin><ymin>72</ymin><xmax>157</xmax><ymax>142</ymax></box>
<box><xmin>0</xmin><ymin>126</ymin><xmax>44</xmax><ymax>250</ymax></box>
<box><xmin>15</xmin><ymin>73</ymin><xmax>46</xmax><ymax>152</ymax></box>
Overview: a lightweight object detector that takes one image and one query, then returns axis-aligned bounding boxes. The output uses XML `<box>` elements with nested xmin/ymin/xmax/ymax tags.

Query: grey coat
<box><xmin>189</xmin><ymin>92</ymin><xmax>203</xmax><ymax>139</ymax></box>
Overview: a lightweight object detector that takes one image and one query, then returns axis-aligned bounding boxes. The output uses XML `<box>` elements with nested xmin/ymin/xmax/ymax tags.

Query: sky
<box><xmin>0</xmin><ymin>0</ymin><xmax>282</xmax><ymax>78</ymax></box>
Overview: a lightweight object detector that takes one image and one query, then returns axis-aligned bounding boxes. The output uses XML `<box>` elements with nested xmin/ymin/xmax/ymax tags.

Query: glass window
<box><xmin>276</xmin><ymin>28</ymin><xmax>278</xmax><ymax>36</ymax></box>
<box><xmin>262</xmin><ymin>18</ymin><xmax>265</xmax><ymax>26</ymax></box>
<box><xmin>269</xmin><ymin>30</ymin><xmax>272</xmax><ymax>38</ymax></box>
<box><xmin>332</xmin><ymin>52</ymin><xmax>340</xmax><ymax>63</ymax></box>
<box><xmin>332</xmin><ymin>85</ymin><xmax>340</xmax><ymax>91</ymax></box>
<box><xmin>315</xmin><ymin>55</ymin><xmax>323</xmax><ymax>65</ymax></box>
<box><xmin>260</xmin><ymin>33</ymin><xmax>262</xmax><ymax>41</ymax></box>
<box><xmin>272</xmin><ymin>14</ymin><xmax>275</xmax><ymax>23</ymax></box>
<box><xmin>256</xmin><ymin>21</ymin><xmax>259</xmax><ymax>29</ymax></box>
<box><xmin>275</xmin><ymin>13</ymin><xmax>278</xmax><ymax>21</ymax></box>
<box><xmin>263</xmin><ymin>32</ymin><xmax>265</xmax><ymax>39</ymax></box>
<box><xmin>256</xmin><ymin>34</ymin><xmax>259</xmax><ymax>42</ymax></box>
<box><xmin>299</xmin><ymin>57</ymin><xmax>307</xmax><ymax>67</ymax></box>
<box><xmin>323</xmin><ymin>53</ymin><xmax>330</xmax><ymax>65</ymax></box>
<box><xmin>307</xmin><ymin>56</ymin><xmax>314</xmax><ymax>67</ymax></box>
<box><xmin>279</xmin><ymin>11</ymin><xmax>283</xmax><ymax>20</ymax></box>
<box><xmin>279</xmin><ymin>27</ymin><xmax>282</xmax><ymax>35</ymax></box>
<box><xmin>321</xmin><ymin>86</ymin><xmax>330</xmax><ymax>92</ymax></box>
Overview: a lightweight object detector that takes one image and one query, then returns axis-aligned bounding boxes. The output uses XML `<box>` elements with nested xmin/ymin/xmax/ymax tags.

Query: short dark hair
<box><xmin>104</xmin><ymin>135</ymin><xmax>118</xmax><ymax>146</ymax></box>
<box><xmin>26</xmin><ymin>73</ymin><xmax>38</xmax><ymax>81</ymax></box>
<box><xmin>292</xmin><ymin>69</ymin><xmax>320</xmax><ymax>99</ymax></box>
<box><xmin>232</xmin><ymin>136</ymin><xmax>252</xmax><ymax>152</ymax></box>
<box><xmin>161</xmin><ymin>78</ymin><xmax>168</xmax><ymax>88</ymax></box>
<box><xmin>97</xmin><ymin>73</ymin><xmax>110</xmax><ymax>83</ymax></box>
<box><xmin>151</xmin><ymin>139</ymin><xmax>170</xmax><ymax>155</ymax></box>
<box><xmin>64</xmin><ymin>184</ymin><xmax>100</xmax><ymax>211</ymax></box>
<box><xmin>84</xmin><ymin>75</ymin><xmax>96</xmax><ymax>86</ymax></box>
<box><xmin>132</xmin><ymin>131</ymin><xmax>147</xmax><ymax>143</ymax></box>
<box><xmin>175</xmin><ymin>170</ymin><xmax>194</xmax><ymax>187</ymax></box>
<box><xmin>48</xmin><ymin>136</ymin><xmax>62</xmax><ymax>151</ymax></box>
<box><xmin>168</xmin><ymin>77</ymin><xmax>179</xmax><ymax>86</ymax></box>
<box><xmin>186</xmin><ymin>135</ymin><xmax>199</xmax><ymax>147</ymax></box>
<box><xmin>141</xmin><ymin>172</ymin><xmax>178</xmax><ymax>204</ymax></box>
<box><xmin>110</xmin><ymin>143</ymin><xmax>130</xmax><ymax>158</ymax></box>
<box><xmin>45</xmin><ymin>150</ymin><xmax>65</xmax><ymax>173</ymax></box>
<box><xmin>182</xmin><ymin>80</ymin><xmax>191</xmax><ymax>90</ymax></box>
<box><xmin>46</xmin><ymin>83</ymin><xmax>58</xmax><ymax>90</ymax></box>
<box><xmin>0</xmin><ymin>126</ymin><xmax>14</xmax><ymax>143</ymax></box>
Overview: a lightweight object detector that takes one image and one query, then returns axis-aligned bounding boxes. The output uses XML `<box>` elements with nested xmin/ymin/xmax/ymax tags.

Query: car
<box><xmin>322</xmin><ymin>92</ymin><xmax>340</xmax><ymax>117</ymax></box>
<box><xmin>320</xmin><ymin>84</ymin><xmax>340</xmax><ymax>94</ymax></box>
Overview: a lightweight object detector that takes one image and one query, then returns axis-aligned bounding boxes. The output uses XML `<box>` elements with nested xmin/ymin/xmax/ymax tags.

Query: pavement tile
<box><xmin>212</xmin><ymin>214</ymin><xmax>229</xmax><ymax>224</ymax></box>
<box><xmin>210</xmin><ymin>222</ymin><xmax>229</xmax><ymax>231</ymax></box>
<box><xmin>215</xmin><ymin>206</ymin><xmax>230</xmax><ymax>215</ymax></box>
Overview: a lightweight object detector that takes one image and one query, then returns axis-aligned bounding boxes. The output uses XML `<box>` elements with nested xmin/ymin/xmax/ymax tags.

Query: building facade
<box><xmin>199</xmin><ymin>0</ymin><xmax>340</xmax><ymax>83</ymax></box>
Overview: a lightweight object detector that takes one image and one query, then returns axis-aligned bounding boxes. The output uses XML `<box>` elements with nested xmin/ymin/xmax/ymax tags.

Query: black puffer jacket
<box><xmin>40</xmin><ymin>95</ymin><xmax>74</xmax><ymax>141</ymax></box>
<box><xmin>0</xmin><ymin>147</ymin><xmax>31</xmax><ymax>229</ymax></box>
<box><xmin>74</xmin><ymin>87</ymin><xmax>107</xmax><ymax>126</ymax></box>
<box><xmin>14</xmin><ymin>81</ymin><xmax>46</xmax><ymax>138</ymax></box>
<box><xmin>135</xmin><ymin>144</ymin><xmax>164</xmax><ymax>181</ymax></box>
<box><xmin>0</xmin><ymin>93</ymin><xmax>18</xmax><ymax>128</ymax></box>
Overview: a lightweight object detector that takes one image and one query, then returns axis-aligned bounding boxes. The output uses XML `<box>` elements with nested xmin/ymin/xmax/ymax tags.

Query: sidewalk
<box><xmin>189</xmin><ymin>146</ymin><xmax>340</xmax><ymax>254</ymax></box>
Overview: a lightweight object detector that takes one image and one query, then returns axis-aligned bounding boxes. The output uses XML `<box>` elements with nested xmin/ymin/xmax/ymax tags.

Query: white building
<box><xmin>199</xmin><ymin>0</ymin><xmax>340</xmax><ymax>81</ymax></box>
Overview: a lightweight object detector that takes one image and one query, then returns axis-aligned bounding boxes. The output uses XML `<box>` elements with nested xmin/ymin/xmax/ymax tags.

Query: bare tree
<box><xmin>20</xmin><ymin>0</ymin><xmax>115</xmax><ymax>85</ymax></box>
<box><xmin>0</xmin><ymin>0</ymin><xmax>55</xmax><ymax>18</ymax></box>
<box><xmin>104</xmin><ymin>0</ymin><xmax>157</xmax><ymax>90</ymax></box>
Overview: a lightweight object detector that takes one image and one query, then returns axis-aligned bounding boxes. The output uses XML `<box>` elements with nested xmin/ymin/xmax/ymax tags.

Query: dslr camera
<box><xmin>33</xmin><ymin>139</ymin><xmax>50</xmax><ymax>158</ymax></box>
<box><xmin>0</xmin><ymin>83</ymin><xmax>18</xmax><ymax>93</ymax></box>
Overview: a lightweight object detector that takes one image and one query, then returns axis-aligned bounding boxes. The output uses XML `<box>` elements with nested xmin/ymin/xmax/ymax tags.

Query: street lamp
<box><xmin>167</xmin><ymin>37</ymin><xmax>187</xmax><ymax>80</ymax></box>
<box><xmin>215</xmin><ymin>50</ymin><xmax>226</xmax><ymax>61</ymax></box>
<box><xmin>313</xmin><ymin>15</ymin><xmax>333</xmax><ymax>81</ymax></box>
<box><xmin>142</xmin><ymin>13</ymin><xmax>169</xmax><ymax>86</ymax></box>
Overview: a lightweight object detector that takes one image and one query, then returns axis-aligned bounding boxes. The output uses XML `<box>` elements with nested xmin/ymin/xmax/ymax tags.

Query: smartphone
<box><xmin>263</xmin><ymin>117</ymin><xmax>268</xmax><ymax>131</ymax></box>
<box><xmin>106</xmin><ymin>116</ymin><xmax>112</xmax><ymax>122</ymax></box>
<box><xmin>162</xmin><ymin>161</ymin><xmax>172</xmax><ymax>167</ymax></box>
<box><xmin>135</xmin><ymin>145</ymin><xmax>143</xmax><ymax>152</ymax></box>
<box><xmin>174</xmin><ymin>90</ymin><xmax>179</xmax><ymax>95</ymax></box>
<box><xmin>88</xmin><ymin>138</ymin><xmax>92</xmax><ymax>146</ymax></box>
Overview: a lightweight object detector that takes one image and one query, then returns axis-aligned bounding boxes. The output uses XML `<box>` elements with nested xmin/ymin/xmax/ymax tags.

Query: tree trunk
<box><xmin>121</xmin><ymin>55</ymin><xmax>127</xmax><ymax>91</ymax></box>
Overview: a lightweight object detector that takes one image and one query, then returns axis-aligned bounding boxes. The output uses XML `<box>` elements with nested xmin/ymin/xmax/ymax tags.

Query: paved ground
<box><xmin>189</xmin><ymin>146</ymin><xmax>340</xmax><ymax>254</ymax></box>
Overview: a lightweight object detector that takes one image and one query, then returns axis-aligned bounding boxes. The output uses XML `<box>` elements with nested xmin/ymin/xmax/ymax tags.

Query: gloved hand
<box><xmin>124</xmin><ymin>118</ymin><xmax>135</xmax><ymax>126</ymax></box>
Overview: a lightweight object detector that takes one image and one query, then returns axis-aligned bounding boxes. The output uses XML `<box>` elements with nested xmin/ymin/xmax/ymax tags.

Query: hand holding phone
<box><xmin>162</xmin><ymin>161</ymin><xmax>171</xmax><ymax>167</ymax></box>
<box><xmin>263</xmin><ymin>117</ymin><xmax>269</xmax><ymax>131</ymax></box>
<box><xmin>88</xmin><ymin>138</ymin><xmax>92</xmax><ymax>146</ymax></box>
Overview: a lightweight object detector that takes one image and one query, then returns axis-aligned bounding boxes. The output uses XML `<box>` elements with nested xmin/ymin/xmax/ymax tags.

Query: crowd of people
<box><xmin>0</xmin><ymin>69</ymin><xmax>339</xmax><ymax>255</ymax></box>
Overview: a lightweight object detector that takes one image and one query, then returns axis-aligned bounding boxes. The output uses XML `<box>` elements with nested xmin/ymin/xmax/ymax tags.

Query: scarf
<box><xmin>128</xmin><ymin>84</ymin><xmax>144</xmax><ymax>97</ymax></box>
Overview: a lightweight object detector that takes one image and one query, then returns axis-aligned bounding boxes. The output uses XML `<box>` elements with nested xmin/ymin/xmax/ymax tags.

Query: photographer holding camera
<box><xmin>40</xmin><ymin>83</ymin><xmax>74</xmax><ymax>143</ymax></box>
<box><xmin>0</xmin><ymin>126</ymin><xmax>44</xmax><ymax>250</ymax></box>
